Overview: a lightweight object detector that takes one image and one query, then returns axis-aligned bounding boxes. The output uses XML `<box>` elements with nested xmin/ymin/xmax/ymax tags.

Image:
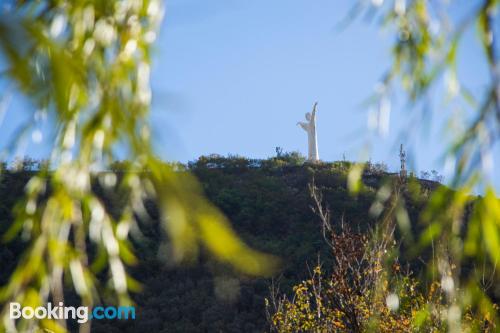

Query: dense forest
<box><xmin>0</xmin><ymin>154</ymin><xmax>447</xmax><ymax>332</ymax></box>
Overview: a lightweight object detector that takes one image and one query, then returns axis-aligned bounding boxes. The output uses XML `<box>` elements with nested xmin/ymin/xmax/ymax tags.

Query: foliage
<box><xmin>1</xmin><ymin>156</ymin><xmax>496</xmax><ymax>331</ymax></box>
<box><xmin>0</xmin><ymin>156</ymin><xmax>399</xmax><ymax>332</ymax></box>
<box><xmin>267</xmin><ymin>218</ymin><xmax>497</xmax><ymax>332</ymax></box>
<box><xmin>420</xmin><ymin>170</ymin><xmax>444</xmax><ymax>183</ymax></box>
<box><xmin>0</xmin><ymin>2</ymin><xmax>274</xmax><ymax>332</ymax></box>
<box><xmin>0</xmin><ymin>0</ymin><xmax>499</xmax><ymax>331</ymax></box>
<box><xmin>344</xmin><ymin>1</ymin><xmax>500</xmax><ymax>330</ymax></box>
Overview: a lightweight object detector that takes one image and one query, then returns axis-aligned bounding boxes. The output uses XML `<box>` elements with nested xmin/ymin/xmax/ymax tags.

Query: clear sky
<box><xmin>0</xmin><ymin>0</ymin><xmax>498</xmax><ymax>189</ymax></box>
<box><xmin>152</xmin><ymin>0</ymin><xmax>394</xmax><ymax>162</ymax></box>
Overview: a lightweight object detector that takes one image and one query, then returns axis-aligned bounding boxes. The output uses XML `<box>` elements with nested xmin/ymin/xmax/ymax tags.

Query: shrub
<box><xmin>266</xmin><ymin>184</ymin><xmax>497</xmax><ymax>332</ymax></box>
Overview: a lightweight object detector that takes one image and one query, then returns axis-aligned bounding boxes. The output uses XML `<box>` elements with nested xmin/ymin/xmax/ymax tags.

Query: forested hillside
<box><xmin>0</xmin><ymin>155</ymin><xmax>434</xmax><ymax>332</ymax></box>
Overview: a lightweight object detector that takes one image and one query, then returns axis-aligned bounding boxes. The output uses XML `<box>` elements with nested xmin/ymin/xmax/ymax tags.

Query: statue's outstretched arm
<box><xmin>297</xmin><ymin>122</ymin><xmax>309</xmax><ymax>131</ymax></box>
<box><xmin>311</xmin><ymin>102</ymin><xmax>318</xmax><ymax>120</ymax></box>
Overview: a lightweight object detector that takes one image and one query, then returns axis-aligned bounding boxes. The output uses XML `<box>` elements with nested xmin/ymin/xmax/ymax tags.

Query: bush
<box><xmin>266</xmin><ymin>223</ymin><xmax>497</xmax><ymax>332</ymax></box>
<box><xmin>266</xmin><ymin>183</ymin><xmax>497</xmax><ymax>333</ymax></box>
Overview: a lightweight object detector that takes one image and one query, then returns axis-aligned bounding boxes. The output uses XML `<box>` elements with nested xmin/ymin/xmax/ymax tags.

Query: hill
<box><xmin>0</xmin><ymin>155</ymin><xmax>432</xmax><ymax>332</ymax></box>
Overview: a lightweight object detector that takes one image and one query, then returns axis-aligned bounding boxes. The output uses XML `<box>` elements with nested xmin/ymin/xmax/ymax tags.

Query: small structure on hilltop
<box><xmin>399</xmin><ymin>144</ymin><xmax>407</xmax><ymax>181</ymax></box>
<box><xmin>297</xmin><ymin>102</ymin><xmax>319</xmax><ymax>163</ymax></box>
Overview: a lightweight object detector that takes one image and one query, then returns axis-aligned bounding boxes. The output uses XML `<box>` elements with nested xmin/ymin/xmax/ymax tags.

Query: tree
<box><xmin>346</xmin><ymin>0</ymin><xmax>500</xmax><ymax>330</ymax></box>
<box><xmin>0</xmin><ymin>2</ymin><xmax>275</xmax><ymax>332</ymax></box>
<box><xmin>420</xmin><ymin>170</ymin><xmax>431</xmax><ymax>180</ymax></box>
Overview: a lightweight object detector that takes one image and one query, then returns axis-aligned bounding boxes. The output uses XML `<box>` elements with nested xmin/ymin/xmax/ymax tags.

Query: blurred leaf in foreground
<box><xmin>0</xmin><ymin>1</ymin><xmax>276</xmax><ymax>331</ymax></box>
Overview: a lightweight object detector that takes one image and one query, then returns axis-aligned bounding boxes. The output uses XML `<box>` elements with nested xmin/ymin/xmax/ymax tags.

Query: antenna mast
<box><xmin>399</xmin><ymin>144</ymin><xmax>407</xmax><ymax>180</ymax></box>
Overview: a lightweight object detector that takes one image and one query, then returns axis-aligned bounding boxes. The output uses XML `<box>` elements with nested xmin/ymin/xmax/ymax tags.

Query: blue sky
<box><xmin>0</xmin><ymin>0</ymin><xmax>498</xmax><ymax>189</ymax></box>
<box><xmin>152</xmin><ymin>0</ymin><xmax>392</xmax><ymax>163</ymax></box>
<box><xmin>149</xmin><ymin>0</ymin><xmax>497</xmax><ymax>186</ymax></box>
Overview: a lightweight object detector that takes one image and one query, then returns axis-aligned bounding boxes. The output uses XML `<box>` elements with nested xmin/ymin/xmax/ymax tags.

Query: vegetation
<box><xmin>0</xmin><ymin>2</ymin><xmax>274</xmax><ymax>332</ymax></box>
<box><xmin>0</xmin><ymin>155</ymin><xmax>407</xmax><ymax>331</ymax></box>
<box><xmin>2</xmin><ymin>155</ymin><xmax>496</xmax><ymax>332</ymax></box>
<box><xmin>1</xmin><ymin>0</ymin><xmax>499</xmax><ymax>332</ymax></box>
<box><xmin>341</xmin><ymin>1</ymin><xmax>500</xmax><ymax>330</ymax></box>
<box><xmin>267</xmin><ymin>183</ymin><xmax>497</xmax><ymax>332</ymax></box>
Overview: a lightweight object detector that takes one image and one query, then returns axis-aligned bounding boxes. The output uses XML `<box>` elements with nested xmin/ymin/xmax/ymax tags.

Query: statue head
<box><xmin>305</xmin><ymin>112</ymin><xmax>311</xmax><ymax>121</ymax></box>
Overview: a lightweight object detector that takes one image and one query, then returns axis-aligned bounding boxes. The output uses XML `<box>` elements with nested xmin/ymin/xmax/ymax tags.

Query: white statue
<box><xmin>297</xmin><ymin>102</ymin><xmax>319</xmax><ymax>162</ymax></box>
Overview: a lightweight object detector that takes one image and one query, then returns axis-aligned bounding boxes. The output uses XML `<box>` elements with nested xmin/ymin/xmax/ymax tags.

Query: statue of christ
<box><xmin>297</xmin><ymin>102</ymin><xmax>319</xmax><ymax>162</ymax></box>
